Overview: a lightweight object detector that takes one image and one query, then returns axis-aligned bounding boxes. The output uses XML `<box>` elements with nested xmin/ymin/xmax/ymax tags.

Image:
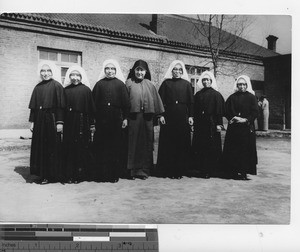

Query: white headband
<box><xmin>162</xmin><ymin>60</ymin><xmax>190</xmax><ymax>82</ymax></box>
<box><xmin>233</xmin><ymin>75</ymin><xmax>255</xmax><ymax>95</ymax></box>
<box><xmin>37</xmin><ymin>60</ymin><xmax>62</xmax><ymax>84</ymax></box>
<box><xmin>63</xmin><ymin>65</ymin><xmax>91</xmax><ymax>89</ymax></box>
<box><xmin>97</xmin><ymin>59</ymin><xmax>126</xmax><ymax>83</ymax></box>
<box><xmin>194</xmin><ymin>71</ymin><xmax>218</xmax><ymax>94</ymax></box>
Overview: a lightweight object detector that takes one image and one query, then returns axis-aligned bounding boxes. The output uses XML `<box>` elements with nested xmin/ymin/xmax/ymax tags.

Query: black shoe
<box><xmin>241</xmin><ymin>174</ymin><xmax>250</xmax><ymax>180</ymax></box>
<box><xmin>233</xmin><ymin>174</ymin><xmax>242</xmax><ymax>180</ymax></box>
<box><xmin>136</xmin><ymin>175</ymin><xmax>148</xmax><ymax>180</ymax></box>
<box><xmin>40</xmin><ymin>179</ymin><xmax>49</xmax><ymax>185</ymax></box>
<box><xmin>108</xmin><ymin>178</ymin><xmax>119</xmax><ymax>183</ymax></box>
<box><xmin>169</xmin><ymin>175</ymin><xmax>182</xmax><ymax>179</ymax></box>
<box><xmin>127</xmin><ymin>176</ymin><xmax>136</xmax><ymax>180</ymax></box>
<box><xmin>233</xmin><ymin>173</ymin><xmax>250</xmax><ymax>180</ymax></box>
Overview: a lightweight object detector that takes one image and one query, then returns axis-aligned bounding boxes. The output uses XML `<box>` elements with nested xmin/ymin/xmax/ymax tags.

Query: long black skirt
<box><xmin>156</xmin><ymin>120</ymin><xmax>192</xmax><ymax>178</ymax></box>
<box><xmin>192</xmin><ymin>119</ymin><xmax>223</xmax><ymax>177</ymax></box>
<box><xmin>30</xmin><ymin>110</ymin><xmax>63</xmax><ymax>182</ymax></box>
<box><xmin>222</xmin><ymin>123</ymin><xmax>257</xmax><ymax>177</ymax></box>
<box><xmin>63</xmin><ymin>111</ymin><xmax>93</xmax><ymax>182</ymax></box>
<box><xmin>94</xmin><ymin>114</ymin><xmax>126</xmax><ymax>182</ymax></box>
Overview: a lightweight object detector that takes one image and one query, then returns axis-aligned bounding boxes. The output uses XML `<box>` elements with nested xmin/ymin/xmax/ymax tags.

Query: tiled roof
<box><xmin>0</xmin><ymin>13</ymin><xmax>279</xmax><ymax>59</ymax></box>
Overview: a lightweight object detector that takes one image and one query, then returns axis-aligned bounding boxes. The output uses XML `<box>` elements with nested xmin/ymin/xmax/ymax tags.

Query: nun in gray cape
<box><xmin>126</xmin><ymin>60</ymin><xmax>164</xmax><ymax>179</ymax></box>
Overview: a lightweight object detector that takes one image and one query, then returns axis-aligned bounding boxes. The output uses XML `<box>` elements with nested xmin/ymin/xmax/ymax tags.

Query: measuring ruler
<box><xmin>0</xmin><ymin>224</ymin><xmax>159</xmax><ymax>251</ymax></box>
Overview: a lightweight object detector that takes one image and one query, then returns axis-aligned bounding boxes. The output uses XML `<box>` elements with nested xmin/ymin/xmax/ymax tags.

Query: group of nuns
<box><xmin>29</xmin><ymin>59</ymin><xmax>258</xmax><ymax>184</ymax></box>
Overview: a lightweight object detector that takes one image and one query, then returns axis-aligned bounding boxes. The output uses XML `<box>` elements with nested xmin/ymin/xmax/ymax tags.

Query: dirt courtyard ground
<box><xmin>0</xmin><ymin>136</ymin><xmax>290</xmax><ymax>224</ymax></box>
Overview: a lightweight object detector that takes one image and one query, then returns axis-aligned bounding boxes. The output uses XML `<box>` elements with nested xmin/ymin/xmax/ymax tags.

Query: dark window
<box><xmin>251</xmin><ymin>80</ymin><xmax>264</xmax><ymax>91</ymax></box>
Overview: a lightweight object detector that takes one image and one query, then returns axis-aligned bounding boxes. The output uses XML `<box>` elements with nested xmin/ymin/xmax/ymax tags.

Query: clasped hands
<box><xmin>30</xmin><ymin>122</ymin><xmax>64</xmax><ymax>133</ymax></box>
<box><xmin>229</xmin><ymin>116</ymin><xmax>248</xmax><ymax>124</ymax></box>
<box><xmin>159</xmin><ymin>116</ymin><xmax>194</xmax><ymax>126</ymax></box>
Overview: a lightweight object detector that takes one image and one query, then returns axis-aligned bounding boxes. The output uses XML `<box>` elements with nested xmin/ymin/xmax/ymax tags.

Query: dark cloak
<box><xmin>92</xmin><ymin>77</ymin><xmax>130</xmax><ymax>181</ymax></box>
<box><xmin>28</xmin><ymin>79</ymin><xmax>66</xmax><ymax>182</ymax></box>
<box><xmin>192</xmin><ymin>87</ymin><xmax>225</xmax><ymax>177</ymax></box>
<box><xmin>156</xmin><ymin>78</ymin><xmax>194</xmax><ymax>178</ymax></box>
<box><xmin>63</xmin><ymin>83</ymin><xmax>96</xmax><ymax>182</ymax></box>
<box><xmin>222</xmin><ymin>91</ymin><xmax>259</xmax><ymax>177</ymax></box>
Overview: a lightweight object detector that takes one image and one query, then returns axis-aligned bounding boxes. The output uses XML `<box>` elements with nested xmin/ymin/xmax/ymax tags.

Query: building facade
<box><xmin>263</xmin><ymin>54</ymin><xmax>291</xmax><ymax>129</ymax></box>
<box><xmin>0</xmin><ymin>13</ymin><xmax>284</xmax><ymax>129</ymax></box>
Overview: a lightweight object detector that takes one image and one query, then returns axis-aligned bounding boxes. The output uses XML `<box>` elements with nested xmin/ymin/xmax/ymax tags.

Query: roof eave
<box><xmin>0</xmin><ymin>13</ymin><xmax>264</xmax><ymax>65</ymax></box>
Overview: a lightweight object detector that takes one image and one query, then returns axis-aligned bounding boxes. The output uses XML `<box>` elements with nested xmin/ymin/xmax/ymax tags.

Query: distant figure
<box><xmin>222</xmin><ymin>75</ymin><xmax>258</xmax><ymax>180</ymax></box>
<box><xmin>258</xmin><ymin>95</ymin><xmax>269</xmax><ymax>131</ymax></box>
<box><xmin>29</xmin><ymin>60</ymin><xmax>66</xmax><ymax>184</ymax></box>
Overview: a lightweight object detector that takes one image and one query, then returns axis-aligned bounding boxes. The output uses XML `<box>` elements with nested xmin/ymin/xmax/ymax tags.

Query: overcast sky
<box><xmin>186</xmin><ymin>15</ymin><xmax>292</xmax><ymax>55</ymax></box>
<box><xmin>245</xmin><ymin>15</ymin><xmax>291</xmax><ymax>54</ymax></box>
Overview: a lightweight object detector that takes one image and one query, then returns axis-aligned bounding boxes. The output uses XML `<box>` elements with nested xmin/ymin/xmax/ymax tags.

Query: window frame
<box><xmin>185</xmin><ymin>65</ymin><xmax>209</xmax><ymax>88</ymax></box>
<box><xmin>38</xmin><ymin>47</ymin><xmax>82</xmax><ymax>83</ymax></box>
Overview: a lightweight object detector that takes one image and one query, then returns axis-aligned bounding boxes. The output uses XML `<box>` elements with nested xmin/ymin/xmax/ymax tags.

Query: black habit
<box><xmin>222</xmin><ymin>91</ymin><xmax>259</xmax><ymax>178</ymax></box>
<box><xmin>156</xmin><ymin>78</ymin><xmax>194</xmax><ymax>178</ymax></box>
<box><xmin>63</xmin><ymin>83</ymin><xmax>96</xmax><ymax>182</ymax></box>
<box><xmin>92</xmin><ymin>77</ymin><xmax>130</xmax><ymax>182</ymax></box>
<box><xmin>29</xmin><ymin>79</ymin><xmax>66</xmax><ymax>182</ymax></box>
<box><xmin>192</xmin><ymin>87</ymin><xmax>225</xmax><ymax>177</ymax></box>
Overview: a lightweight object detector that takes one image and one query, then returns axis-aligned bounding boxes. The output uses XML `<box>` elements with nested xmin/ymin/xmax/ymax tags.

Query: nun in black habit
<box><xmin>156</xmin><ymin>60</ymin><xmax>194</xmax><ymax>178</ymax></box>
<box><xmin>63</xmin><ymin>65</ymin><xmax>96</xmax><ymax>183</ymax></box>
<box><xmin>192</xmin><ymin>71</ymin><xmax>225</xmax><ymax>178</ymax></box>
<box><xmin>222</xmin><ymin>75</ymin><xmax>259</xmax><ymax>180</ymax></box>
<box><xmin>92</xmin><ymin>59</ymin><xmax>130</xmax><ymax>182</ymax></box>
<box><xmin>126</xmin><ymin>60</ymin><xmax>164</xmax><ymax>179</ymax></box>
<box><xmin>29</xmin><ymin>60</ymin><xmax>66</xmax><ymax>184</ymax></box>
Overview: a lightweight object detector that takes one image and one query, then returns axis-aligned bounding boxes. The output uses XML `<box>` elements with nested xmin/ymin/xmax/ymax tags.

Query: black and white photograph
<box><xmin>0</xmin><ymin>0</ymin><xmax>298</xmax><ymax>251</ymax></box>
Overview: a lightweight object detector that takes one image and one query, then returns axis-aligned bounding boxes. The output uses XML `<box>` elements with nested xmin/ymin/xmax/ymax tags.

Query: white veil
<box><xmin>162</xmin><ymin>60</ymin><xmax>189</xmax><ymax>82</ymax></box>
<box><xmin>63</xmin><ymin>65</ymin><xmax>91</xmax><ymax>89</ymax></box>
<box><xmin>233</xmin><ymin>75</ymin><xmax>255</xmax><ymax>95</ymax></box>
<box><xmin>37</xmin><ymin>60</ymin><xmax>61</xmax><ymax>83</ymax></box>
<box><xmin>97</xmin><ymin>59</ymin><xmax>126</xmax><ymax>83</ymax></box>
<box><xmin>194</xmin><ymin>71</ymin><xmax>219</xmax><ymax>94</ymax></box>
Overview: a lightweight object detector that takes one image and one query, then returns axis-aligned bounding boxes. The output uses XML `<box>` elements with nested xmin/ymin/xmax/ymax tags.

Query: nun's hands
<box><xmin>122</xmin><ymin>119</ymin><xmax>128</xmax><ymax>128</ymax></box>
<box><xmin>56</xmin><ymin>124</ymin><xmax>63</xmax><ymax>133</ymax></box>
<box><xmin>188</xmin><ymin>117</ymin><xmax>194</xmax><ymax>126</ymax></box>
<box><xmin>159</xmin><ymin>116</ymin><xmax>166</xmax><ymax>125</ymax></box>
<box><xmin>232</xmin><ymin>116</ymin><xmax>248</xmax><ymax>124</ymax></box>
<box><xmin>236</xmin><ymin>117</ymin><xmax>247</xmax><ymax>123</ymax></box>
<box><xmin>238</xmin><ymin>118</ymin><xmax>248</xmax><ymax>123</ymax></box>
<box><xmin>229</xmin><ymin>117</ymin><xmax>236</xmax><ymax>124</ymax></box>
<box><xmin>30</xmin><ymin>122</ymin><xmax>34</xmax><ymax>132</ymax></box>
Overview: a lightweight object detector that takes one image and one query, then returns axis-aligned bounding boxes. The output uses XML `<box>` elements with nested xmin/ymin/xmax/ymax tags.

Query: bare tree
<box><xmin>191</xmin><ymin>15</ymin><xmax>254</xmax><ymax>77</ymax></box>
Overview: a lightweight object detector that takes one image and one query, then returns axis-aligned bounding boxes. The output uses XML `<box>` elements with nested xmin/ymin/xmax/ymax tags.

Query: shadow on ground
<box><xmin>14</xmin><ymin>166</ymin><xmax>39</xmax><ymax>183</ymax></box>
